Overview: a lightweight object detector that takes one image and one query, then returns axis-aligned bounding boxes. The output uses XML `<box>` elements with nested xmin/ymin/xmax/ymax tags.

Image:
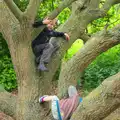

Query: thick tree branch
<box><xmin>104</xmin><ymin>107</ymin><xmax>120</xmax><ymax>120</ymax></box>
<box><xmin>102</xmin><ymin>0</ymin><xmax>120</xmax><ymax>11</ymax></box>
<box><xmin>58</xmin><ymin>24</ymin><xmax>120</xmax><ymax>98</ymax></box>
<box><xmin>78</xmin><ymin>0</ymin><xmax>120</xmax><ymax>26</ymax></box>
<box><xmin>80</xmin><ymin>33</ymin><xmax>90</xmax><ymax>42</ymax></box>
<box><xmin>95</xmin><ymin>0</ymin><xmax>120</xmax><ymax>19</ymax></box>
<box><xmin>0</xmin><ymin>1</ymin><xmax>20</xmax><ymax>44</ymax></box>
<box><xmin>24</xmin><ymin>0</ymin><xmax>42</xmax><ymax>21</ymax></box>
<box><xmin>48</xmin><ymin>0</ymin><xmax>77</xmax><ymax>19</ymax></box>
<box><xmin>71</xmin><ymin>72</ymin><xmax>120</xmax><ymax>120</ymax></box>
<box><xmin>0</xmin><ymin>92</ymin><xmax>17</xmax><ymax>118</ymax></box>
<box><xmin>72</xmin><ymin>0</ymin><xmax>88</xmax><ymax>14</ymax></box>
<box><xmin>89</xmin><ymin>0</ymin><xmax>101</xmax><ymax>8</ymax></box>
<box><xmin>4</xmin><ymin>0</ymin><xmax>23</xmax><ymax>22</ymax></box>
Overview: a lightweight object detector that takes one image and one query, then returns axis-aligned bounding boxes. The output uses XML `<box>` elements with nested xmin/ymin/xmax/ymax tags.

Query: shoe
<box><xmin>37</xmin><ymin>63</ymin><xmax>48</xmax><ymax>71</ymax></box>
<box><xmin>35</xmin><ymin>56</ymin><xmax>41</xmax><ymax>64</ymax></box>
<box><xmin>39</xmin><ymin>95</ymin><xmax>48</xmax><ymax>103</ymax></box>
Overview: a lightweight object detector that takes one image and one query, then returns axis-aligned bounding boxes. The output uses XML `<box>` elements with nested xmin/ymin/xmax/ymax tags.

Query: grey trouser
<box><xmin>33</xmin><ymin>40</ymin><xmax>59</xmax><ymax>64</ymax></box>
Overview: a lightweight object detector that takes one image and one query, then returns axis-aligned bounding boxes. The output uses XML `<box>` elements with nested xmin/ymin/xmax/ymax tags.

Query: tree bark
<box><xmin>4</xmin><ymin>0</ymin><xmax>23</xmax><ymax>22</ymax></box>
<box><xmin>70</xmin><ymin>72</ymin><xmax>120</xmax><ymax>120</ymax></box>
<box><xmin>0</xmin><ymin>2</ymin><xmax>51</xmax><ymax>120</ymax></box>
<box><xmin>0</xmin><ymin>112</ymin><xmax>14</xmax><ymax>120</ymax></box>
<box><xmin>57</xmin><ymin>0</ymin><xmax>120</xmax><ymax>98</ymax></box>
<box><xmin>0</xmin><ymin>92</ymin><xmax>16</xmax><ymax>118</ymax></box>
<box><xmin>58</xmin><ymin>25</ymin><xmax>120</xmax><ymax>98</ymax></box>
<box><xmin>1</xmin><ymin>0</ymin><xmax>120</xmax><ymax>120</ymax></box>
<box><xmin>24</xmin><ymin>0</ymin><xmax>43</xmax><ymax>22</ymax></box>
<box><xmin>104</xmin><ymin>107</ymin><xmax>120</xmax><ymax>120</ymax></box>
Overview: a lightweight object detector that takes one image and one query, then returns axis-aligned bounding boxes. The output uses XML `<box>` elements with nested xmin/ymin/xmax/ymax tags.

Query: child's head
<box><xmin>47</xmin><ymin>18</ymin><xmax>58</xmax><ymax>30</ymax></box>
<box><xmin>47</xmin><ymin>23</ymin><xmax>54</xmax><ymax>30</ymax></box>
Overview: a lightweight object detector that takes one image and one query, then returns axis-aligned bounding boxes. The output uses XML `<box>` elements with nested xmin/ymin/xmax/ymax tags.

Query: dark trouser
<box><xmin>33</xmin><ymin>40</ymin><xmax>59</xmax><ymax>64</ymax></box>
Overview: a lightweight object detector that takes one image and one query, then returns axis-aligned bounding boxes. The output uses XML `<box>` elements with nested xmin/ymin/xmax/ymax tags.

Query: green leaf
<box><xmin>0</xmin><ymin>84</ymin><xmax>5</xmax><ymax>92</ymax></box>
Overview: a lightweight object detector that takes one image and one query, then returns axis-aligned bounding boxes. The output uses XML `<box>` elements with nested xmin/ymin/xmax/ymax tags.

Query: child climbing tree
<box><xmin>0</xmin><ymin>0</ymin><xmax>120</xmax><ymax>120</ymax></box>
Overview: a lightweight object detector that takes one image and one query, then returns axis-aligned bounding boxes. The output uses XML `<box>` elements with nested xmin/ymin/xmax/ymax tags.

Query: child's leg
<box><xmin>43</xmin><ymin>96</ymin><xmax>57</xmax><ymax>102</ymax></box>
<box><xmin>51</xmin><ymin>96</ymin><xmax>60</xmax><ymax>120</ymax></box>
<box><xmin>40</xmin><ymin>43</ymin><xmax>55</xmax><ymax>64</ymax></box>
<box><xmin>39</xmin><ymin>95</ymin><xmax>61</xmax><ymax>120</ymax></box>
<box><xmin>68</xmin><ymin>85</ymin><xmax>78</xmax><ymax>97</ymax></box>
<box><xmin>39</xmin><ymin>95</ymin><xmax>56</xmax><ymax>103</ymax></box>
<box><xmin>38</xmin><ymin>43</ymin><xmax>52</xmax><ymax>71</ymax></box>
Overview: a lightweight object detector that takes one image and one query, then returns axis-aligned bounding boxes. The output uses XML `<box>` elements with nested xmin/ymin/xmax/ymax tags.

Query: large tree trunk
<box><xmin>1</xmin><ymin>0</ymin><xmax>120</xmax><ymax>120</ymax></box>
<box><xmin>0</xmin><ymin>1</ymin><xmax>53</xmax><ymax>119</ymax></box>
<box><xmin>6</xmin><ymin>23</ymin><xmax>44</xmax><ymax>120</ymax></box>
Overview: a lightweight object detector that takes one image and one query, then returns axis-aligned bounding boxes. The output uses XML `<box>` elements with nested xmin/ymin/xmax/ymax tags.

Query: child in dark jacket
<box><xmin>32</xmin><ymin>18</ymin><xmax>70</xmax><ymax>71</ymax></box>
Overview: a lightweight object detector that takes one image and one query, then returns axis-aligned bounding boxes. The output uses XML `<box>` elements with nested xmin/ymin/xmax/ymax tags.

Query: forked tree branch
<box><xmin>24</xmin><ymin>0</ymin><xmax>43</xmax><ymax>21</ymax></box>
<box><xmin>58</xmin><ymin>24</ymin><xmax>120</xmax><ymax>98</ymax></box>
<box><xmin>4</xmin><ymin>0</ymin><xmax>23</xmax><ymax>22</ymax></box>
<box><xmin>48</xmin><ymin>0</ymin><xmax>77</xmax><ymax>19</ymax></box>
<box><xmin>98</xmin><ymin>0</ymin><xmax>120</xmax><ymax>18</ymax></box>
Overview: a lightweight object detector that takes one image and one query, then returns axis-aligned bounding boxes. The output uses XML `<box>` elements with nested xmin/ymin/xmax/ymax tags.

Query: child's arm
<box><xmin>48</xmin><ymin>30</ymin><xmax>70</xmax><ymax>41</ymax></box>
<box><xmin>33</xmin><ymin>18</ymin><xmax>52</xmax><ymax>28</ymax></box>
<box><xmin>39</xmin><ymin>95</ymin><xmax>59</xmax><ymax>103</ymax></box>
<box><xmin>33</xmin><ymin>20</ymin><xmax>43</xmax><ymax>28</ymax></box>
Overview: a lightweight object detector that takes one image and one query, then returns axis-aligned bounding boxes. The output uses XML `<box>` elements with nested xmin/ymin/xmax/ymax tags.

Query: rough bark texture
<box><xmin>4</xmin><ymin>0</ymin><xmax>23</xmax><ymax>22</ymax></box>
<box><xmin>24</xmin><ymin>0</ymin><xmax>43</xmax><ymax>22</ymax></box>
<box><xmin>104</xmin><ymin>107</ymin><xmax>120</xmax><ymax>120</ymax></box>
<box><xmin>0</xmin><ymin>0</ymin><xmax>120</xmax><ymax>120</ymax></box>
<box><xmin>0</xmin><ymin>0</ymin><xmax>78</xmax><ymax>120</ymax></box>
<box><xmin>70</xmin><ymin>72</ymin><xmax>120</xmax><ymax>120</ymax></box>
<box><xmin>0</xmin><ymin>112</ymin><xmax>14</xmax><ymax>120</ymax></box>
<box><xmin>0</xmin><ymin>1</ymin><xmax>50</xmax><ymax>120</ymax></box>
<box><xmin>0</xmin><ymin>92</ymin><xmax>16</xmax><ymax>118</ymax></box>
<box><xmin>58</xmin><ymin>25</ymin><xmax>120</xmax><ymax>98</ymax></box>
<box><xmin>58</xmin><ymin>0</ymin><xmax>120</xmax><ymax>97</ymax></box>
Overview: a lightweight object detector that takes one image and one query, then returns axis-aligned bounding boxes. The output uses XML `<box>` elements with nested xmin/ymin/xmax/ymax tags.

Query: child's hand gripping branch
<box><xmin>42</xmin><ymin>17</ymin><xmax>52</xmax><ymax>25</ymax></box>
<box><xmin>64</xmin><ymin>33</ymin><xmax>70</xmax><ymax>41</ymax></box>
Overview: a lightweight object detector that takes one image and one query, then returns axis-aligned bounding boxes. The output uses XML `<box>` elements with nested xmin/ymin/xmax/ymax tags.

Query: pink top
<box><xmin>59</xmin><ymin>94</ymin><xmax>79</xmax><ymax>120</ymax></box>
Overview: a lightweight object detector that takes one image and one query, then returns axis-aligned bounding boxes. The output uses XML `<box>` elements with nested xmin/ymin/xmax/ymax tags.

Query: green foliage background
<box><xmin>0</xmin><ymin>34</ymin><xmax>17</xmax><ymax>91</ymax></box>
<box><xmin>0</xmin><ymin>1</ymin><xmax>120</xmax><ymax>92</ymax></box>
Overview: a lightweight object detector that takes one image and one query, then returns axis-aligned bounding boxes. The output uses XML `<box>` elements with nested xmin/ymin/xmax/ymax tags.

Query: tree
<box><xmin>0</xmin><ymin>0</ymin><xmax>120</xmax><ymax>120</ymax></box>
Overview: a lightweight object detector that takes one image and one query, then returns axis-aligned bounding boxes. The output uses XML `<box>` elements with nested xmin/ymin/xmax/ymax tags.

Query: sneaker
<box><xmin>37</xmin><ymin>63</ymin><xmax>48</xmax><ymax>72</ymax></box>
<box><xmin>39</xmin><ymin>95</ymin><xmax>48</xmax><ymax>103</ymax></box>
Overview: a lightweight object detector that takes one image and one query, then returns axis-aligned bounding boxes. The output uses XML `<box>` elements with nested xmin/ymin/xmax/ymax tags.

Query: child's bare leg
<box><xmin>39</xmin><ymin>95</ymin><xmax>58</xmax><ymax>103</ymax></box>
<box><xmin>43</xmin><ymin>96</ymin><xmax>56</xmax><ymax>102</ymax></box>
